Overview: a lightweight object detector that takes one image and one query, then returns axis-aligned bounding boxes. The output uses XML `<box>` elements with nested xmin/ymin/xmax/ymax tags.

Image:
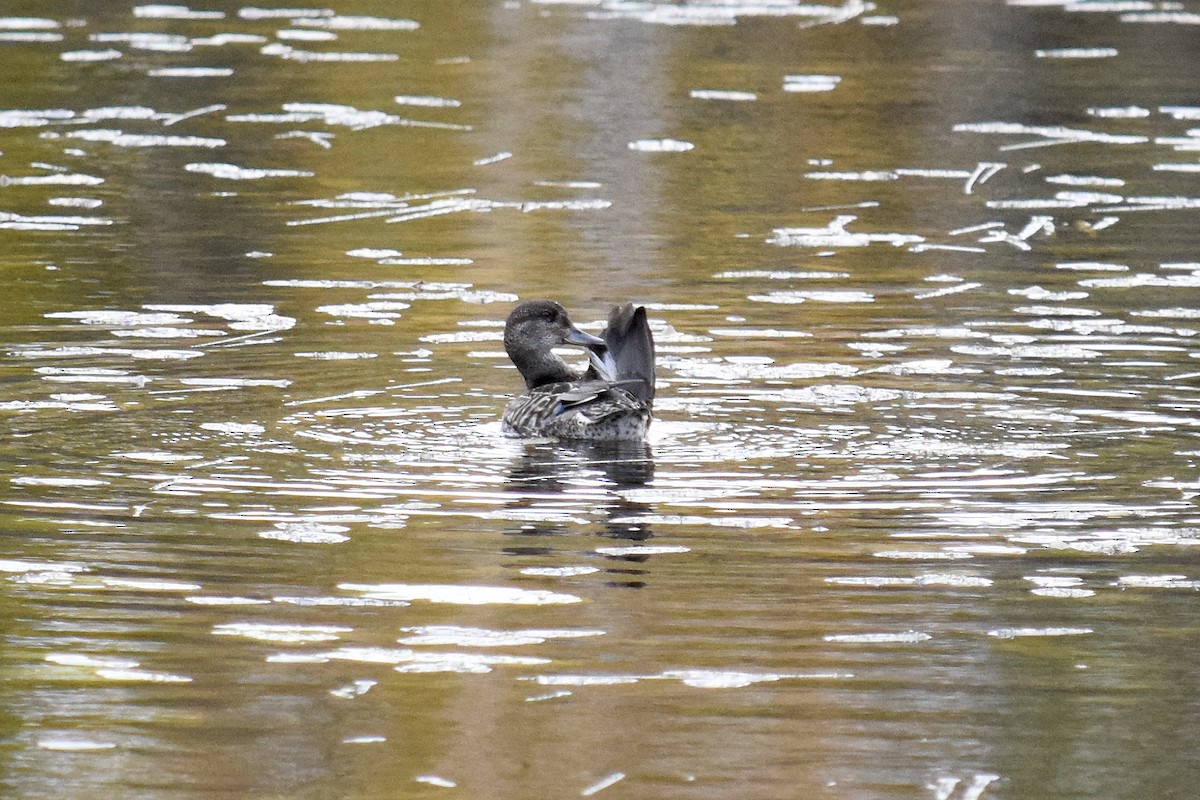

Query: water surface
<box><xmin>2</xmin><ymin>1</ymin><xmax>1200</xmax><ymax>799</ymax></box>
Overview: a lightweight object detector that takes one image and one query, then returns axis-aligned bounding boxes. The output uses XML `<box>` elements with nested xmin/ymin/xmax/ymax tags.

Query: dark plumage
<box><xmin>501</xmin><ymin>300</ymin><xmax>656</xmax><ymax>441</ymax></box>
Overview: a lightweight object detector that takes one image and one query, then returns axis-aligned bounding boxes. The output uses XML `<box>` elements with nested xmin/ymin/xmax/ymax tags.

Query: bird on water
<box><xmin>501</xmin><ymin>299</ymin><xmax>656</xmax><ymax>441</ymax></box>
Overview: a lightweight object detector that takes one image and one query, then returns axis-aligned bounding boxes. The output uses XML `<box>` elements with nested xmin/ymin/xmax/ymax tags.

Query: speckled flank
<box><xmin>501</xmin><ymin>389</ymin><xmax>651</xmax><ymax>442</ymax></box>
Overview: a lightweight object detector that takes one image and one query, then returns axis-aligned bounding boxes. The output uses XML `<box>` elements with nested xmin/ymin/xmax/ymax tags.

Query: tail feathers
<box><xmin>587</xmin><ymin>303</ymin><xmax>656</xmax><ymax>405</ymax></box>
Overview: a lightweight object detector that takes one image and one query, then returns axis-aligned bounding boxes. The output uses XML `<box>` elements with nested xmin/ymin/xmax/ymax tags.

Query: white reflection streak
<box><xmin>37</xmin><ymin>739</ymin><xmax>117</xmax><ymax>752</ymax></box>
<box><xmin>767</xmin><ymin>215</ymin><xmax>924</xmax><ymax>247</ymax></box>
<box><xmin>1017</xmin><ymin>215</ymin><xmax>1055</xmax><ymax>239</ymax></box>
<box><xmin>287</xmin><ymin>207</ymin><xmax>403</xmax><ymax>227</ymax></box>
<box><xmin>963</xmin><ymin>162</ymin><xmax>1005</xmax><ymax>193</ymax></box>
<box><xmin>913</xmin><ymin>282</ymin><xmax>982</xmax><ymax>300</ymax></box>
<box><xmin>276</xmin><ymin>130</ymin><xmax>335</xmax><ymax>148</ymax></box>
<box><xmin>385</xmin><ymin>198</ymin><xmax>483</xmax><ymax>223</ymax></box>
<box><xmin>474</xmin><ymin>151</ymin><xmax>512</xmax><ymax>166</ymax></box>
<box><xmin>162</xmin><ymin>103</ymin><xmax>226</xmax><ymax>126</ymax></box>
<box><xmin>339</xmin><ymin>583</ymin><xmax>583</xmax><ymax>605</ymax></box>
<box><xmin>949</xmin><ymin>221</ymin><xmax>1004</xmax><ymax>236</ymax></box>
<box><xmin>285</xmin><ymin>388</ymin><xmax>389</xmax><ymax>407</ymax></box>
<box><xmin>908</xmin><ymin>244</ymin><xmax>987</xmax><ymax>254</ymax></box>
<box><xmin>932</xmin><ymin>774</ymin><xmax>1001</xmax><ymax>800</ymax></box>
<box><xmin>193</xmin><ymin>330</ymin><xmax>279</xmax><ymax>349</ymax></box>
<box><xmin>1000</xmin><ymin>139</ymin><xmax>1074</xmax><ymax>152</ymax></box>
<box><xmin>580</xmin><ymin>773</ymin><xmax>625</xmax><ymax>797</ymax></box>
<box><xmin>823</xmin><ymin>631</ymin><xmax>932</xmax><ymax>643</ymax></box>
<box><xmin>286</xmin><ymin>189</ymin><xmax>476</xmax><ymax>226</ymax></box>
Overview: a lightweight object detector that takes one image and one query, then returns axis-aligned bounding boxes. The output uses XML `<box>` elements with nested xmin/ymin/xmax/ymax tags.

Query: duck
<box><xmin>501</xmin><ymin>299</ymin><xmax>656</xmax><ymax>441</ymax></box>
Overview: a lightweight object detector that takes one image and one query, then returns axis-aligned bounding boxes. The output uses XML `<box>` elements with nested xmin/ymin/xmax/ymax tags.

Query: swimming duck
<box><xmin>501</xmin><ymin>299</ymin><xmax>656</xmax><ymax>441</ymax></box>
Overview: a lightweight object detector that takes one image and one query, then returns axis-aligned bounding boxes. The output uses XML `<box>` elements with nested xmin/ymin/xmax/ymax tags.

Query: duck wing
<box><xmin>586</xmin><ymin>303</ymin><xmax>656</xmax><ymax>405</ymax></box>
<box><xmin>501</xmin><ymin>380</ymin><xmax>607</xmax><ymax>434</ymax></box>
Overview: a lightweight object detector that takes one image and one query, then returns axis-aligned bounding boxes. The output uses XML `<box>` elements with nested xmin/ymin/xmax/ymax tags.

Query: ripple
<box><xmin>823</xmin><ymin>631</ymin><xmax>933</xmax><ymax>643</ymax></box>
<box><xmin>708</xmin><ymin>328</ymin><xmax>813</xmax><ymax>339</ymax></box>
<box><xmin>37</xmin><ymin>738</ymin><xmax>118</xmax><ymax>752</ymax></box>
<box><xmin>523</xmin><ymin>674</ymin><xmax>641</xmax><ymax>687</ymax></box>
<box><xmin>1009</xmin><ymin>285</ymin><xmax>1090</xmax><ymax>301</ymax></box>
<box><xmin>987</xmin><ymin>627</ymin><xmax>1093</xmax><ymax>639</ymax></box>
<box><xmin>339</xmin><ymin>583</ymin><xmax>583</xmax><ymax>605</ymax></box>
<box><xmin>1088</xmin><ymin>105</ymin><xmax>1149</xmax><ymax>118</ymax></box>
<box><xmin>13</xmin><ymin>476</ymin><xmax>107</xmax><ymax>487</ymax></box>
<box><xmin>260</xmin><ymin>43</ymin><xmax>399</xmax><ymax>63</ymax></box>
<box><xmin>95</xmin><ymin>576</ymin><xmax>201</xmax><ymax>592</ymax></box>
<box><xmin>318</xmin><ymin>647</ymin><xmax>550</xmax><ymax>673</ymax></box>
<box><xmin>1030</xmin><ymin>587</ymin><xmax>1096</xmax><ymax>598</ymax></box>
<box><xmin>199</xmin><ymin>422</ymin><xmax>266</xmax><ymax>435</ymax></box>
<box><xmin>0</xmin><ymin>31</ymin><xmax>61</xmax><ymax>42</ymax></box>
<box><xmin>60</xmin><ymin>49</ymin><xmax>123</xmax><ymax>62</ymax></box>
<box><xmin>670</xmin><ymin>358</ymin><xmax>858</xmax><ymax>380</ymax></box>
<box><xmin>117</xmin><ymin>451</ymin><xmax>204</xmax><ymax>463</ymax></box>
<box><xmin>805</xmin><ymin>170</ymin><xmax>897</xmax><ymax>181</ymax></box>
<box><xmin>148</xmin><ymin>67</ymin><xmax>234</xmax><ymax>77</ymax></box>
<box><xmin>875</xmin><ymin>550</ymin><xmax>975</xmax><ymax>561</ymax></box>
<box><xmin>690</xmin><ymin>89</ymin><xmax>757</xmax><ymax>101</ymax></box>
<box><xmin>63</xmin><ymin>129</ymin><xmax>226</xmax><ymax>148</ymax></box>
<box><xmin>48</xmin><ymin>196</ymin><xmax>103</xmax><ymax>208</ymax></box>
<box><xmin>213</xmin><ymin>623</ymin><xmax>352</xmax><ymax>644</ymax></box>
<box><xmin>94</xmin><ymin>668</ymin><xmax>193</xmax><ymax>683</ymax></box>
<box><xmin>783</xmin><ymin>74</ymin><xmax>842</xmax><ymax>92</ymax></box>
<box><xmin>258</xmin><ymin>522</ymin><xmax>351</xmax><ymax>544</ymax></box>
<box><xmin>1116</xmin><ymin>574</ymin><xmax>1200</xmax><ymax>589</ymax></box>
<box><xmin>135</xmin><ymin>5</ymin><xmax>225</xmax><ymax>19</ymax></box>
<box><xmin>628</xmin><ymin>138</ymin><xmax>694</xmax><ymax>152</ymax></box>
<box><xmin>316</xmin><ymin>301</ymin><xmax>410</xmax><ymax>320</ymax></box>
<box><xmin>825</xmin><ymin>576</ymin><xmax>921</xmax><ymax>587</ymax></box>
<box><xmin>185</xmin><ymin>162</ymin><xmax>312</xmax><ymax>179</ymax></box>
<box><xmin>564</xmin><ymin>0</ymin><xmax>870</xmax><ymax>27</ymax></box>
<box><xmin>46</xmin><ymin>653</ymin><xmax>137</xmax><ymax>669</ymax></box>
<box><xmin>519</xmin><ymin>566</ymin><xmax>601</xmax><ymax>577</ymax></box>
<box><xmin>954</xmin><ymin>120</ymin><xmax>1147</xmax><ymax>146</ymax></box>
<box><xmin>398</xmin><ymin>625</ymin><xmax>605</xmax><ymax>647</ymax></box>
<box><xmin>185</xmin><ymin>595</ymin><xmax>272</xmax><ymax>606</ymax></box>
<box><xmin>294</xmin><ymin>351</ymin><xmax>380</xmax><ymax>359</ymax></box>
<box><xmin>394</xmin><ymin>94</ymin><xmax>460</xmax><ymax>107</ymax></box>
<box><xmin>581</xmin><ymin>773</ymin><xmax>625</xmax><ymax>796</ymax></box>
<box><xmin>749</xmin><ymin>290</ymin><xmax>874</xmax><ymax>304</ymax></box>
<box><xmin>918</xmin><ymin>574</ymin><xmax>995</xmax><ymax>588</ymax></box>
<box><xmin>46</xmin><ymin>653</ymin><xmax>191</xmax><ymax>683</ymax></box>
<box><xmin>1036</xmin><ymin>47</ymin><xmax>1118</xmax><ymax>58</ymax></box>
<box><xmin>594</xmin><ymin>545</ymin><xmax>691</xmax><ymax>556</ymax></box>
<box><xmin>295</xmin><ymin>15</ymin><xmax>419</xmax><ymax>30</ymax></box>
<box><xmin>330</xmin><ymin>679</ymin><xmax>377</xmax><ymax>699</ymax></box>
<box><xmin>526</xmin><ymin>669</ymin><xmax>851</xmax><ymax>688</ymax></box>
<box><xmin>0</xmin><ymin>17</ymin><xmax>60</xmax><ymax>29</ymax></box>
<box><xmin>768</xmin><ymin>216</ymin><xmax>924</xmax><ymax>248</ymax></box>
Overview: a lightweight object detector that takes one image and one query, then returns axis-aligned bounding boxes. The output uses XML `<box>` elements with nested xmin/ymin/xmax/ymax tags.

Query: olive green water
<box><xmin>2</xmin><ymin>1</ymin><xmax>1200</xmax><ymax>798</ymax></box>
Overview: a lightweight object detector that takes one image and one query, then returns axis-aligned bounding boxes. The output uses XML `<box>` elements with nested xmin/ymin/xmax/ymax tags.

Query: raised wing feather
<box><xmin>587</xmin><ymin>304</ymin><xmax>655</xmax><ymax>405</ymax></box>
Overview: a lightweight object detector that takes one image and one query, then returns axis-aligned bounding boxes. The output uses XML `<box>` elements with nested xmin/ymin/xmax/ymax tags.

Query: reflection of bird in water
<box><xmin>506</xmin><ymin>440</ymin><xmax>655</xmax><ymax>491</ymax></box>
<box><xmin>502</xmin><ymin>440</ymin><xmax>657</xmax><ymax>561</ymax></box>
<box><xmin>501</xmin><ymin>300</ymin><xmax>655</xmax><ymax>442</ymax></box>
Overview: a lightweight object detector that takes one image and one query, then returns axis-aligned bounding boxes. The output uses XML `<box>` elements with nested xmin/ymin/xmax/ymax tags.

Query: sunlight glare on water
<box><xmin>1</xmin><ymin>1</ymin><xmax>1200</xmax><ymax>799</ymax></box>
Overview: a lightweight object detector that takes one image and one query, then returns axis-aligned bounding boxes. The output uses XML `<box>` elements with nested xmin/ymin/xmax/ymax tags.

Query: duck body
<box><xmin>501</xmin><ymin>300</ymin><xmax>656</xmax><ymax>442</ymax></box>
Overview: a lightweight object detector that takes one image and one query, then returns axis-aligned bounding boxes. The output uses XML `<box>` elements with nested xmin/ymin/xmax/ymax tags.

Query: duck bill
<box><xmin>564</xmin><ymin>326</ymin><xmax>605</xmax><ymax>348</ymax></box>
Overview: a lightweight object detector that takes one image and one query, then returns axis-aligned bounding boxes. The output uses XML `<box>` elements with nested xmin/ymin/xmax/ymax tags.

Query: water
<box><xmin>2</xmin><ymin>1</ymin><xmax>1200</xmax><ymax>798</ymax></box>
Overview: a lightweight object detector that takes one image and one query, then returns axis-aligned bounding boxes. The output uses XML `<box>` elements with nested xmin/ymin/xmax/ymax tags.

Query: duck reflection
<box><xmin>503</xmin><ymin>441</ymin><xmax>657</xmax><ymax>584</ymax></box>
<box><xmin>508</xmin><ymin>440</ymin><xmax>652</xmax><ymax>487</ymax></box>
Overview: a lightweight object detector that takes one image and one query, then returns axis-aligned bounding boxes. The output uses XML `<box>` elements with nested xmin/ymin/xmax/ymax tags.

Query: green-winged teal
<box><xmin>501</xmin><ymin>300</ymin><xmax>655</xmax><ymax>441</ymax></box>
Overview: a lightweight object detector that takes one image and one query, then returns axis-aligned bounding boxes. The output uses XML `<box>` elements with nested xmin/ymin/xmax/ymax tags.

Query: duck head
<box><xmin>504</xmin><ymin>300</ymin><xmax>604</xmax><ymax>389</ymax></box>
